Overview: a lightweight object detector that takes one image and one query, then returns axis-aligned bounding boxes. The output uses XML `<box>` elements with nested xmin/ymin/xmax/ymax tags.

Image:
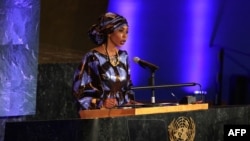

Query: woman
<box><xmin>72</xmin><ymin>12</ymin><xmax>136</xmax><ymax>110</ymax></box>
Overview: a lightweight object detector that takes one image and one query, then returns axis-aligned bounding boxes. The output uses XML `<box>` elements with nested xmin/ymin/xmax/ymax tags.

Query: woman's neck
<box><xmin>102</xmin><ymin>44</ymin><xmax>118</xmax><ymax>56</ymax></box>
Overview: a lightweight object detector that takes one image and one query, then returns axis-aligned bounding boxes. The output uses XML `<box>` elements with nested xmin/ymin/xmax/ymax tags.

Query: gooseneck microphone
<box><xmin>133</xmin><ymin>57</ymin><xmax>159</xmax><ymax>71</ymax></box>
<box><xmin>171</xmin><ymin>93</ymin><xmax>179</xmax><ymax>105</ymax></box>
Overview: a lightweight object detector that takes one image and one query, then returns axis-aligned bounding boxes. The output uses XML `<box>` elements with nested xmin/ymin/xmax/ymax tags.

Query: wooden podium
<box><xmin>79</xmin><ymin>103</ymin><xmax>209</xmax><ymax>119</ymax></box>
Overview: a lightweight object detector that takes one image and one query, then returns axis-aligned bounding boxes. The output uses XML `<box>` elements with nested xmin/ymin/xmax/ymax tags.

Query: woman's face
<box><xmin>108</xmin><ymin>25</ymin><xmax>128</xmax><ymax>47</ymax></box>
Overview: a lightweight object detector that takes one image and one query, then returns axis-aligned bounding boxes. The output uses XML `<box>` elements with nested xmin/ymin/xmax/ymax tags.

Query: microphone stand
<box><xmin>151</xmin><ymin>70</ymin><xmax>156</xmax><ymax>104</ymax></box>
<box><xmin>134</xmin><ymin>59</ymin><xmax>159</xmax><ymax>103</ymax></box>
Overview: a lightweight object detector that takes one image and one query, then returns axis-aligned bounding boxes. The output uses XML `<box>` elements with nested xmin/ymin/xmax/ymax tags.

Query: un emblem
<box><xmin>168</xmin><ymin>116</ymin><xmax>195</xmax><ymax>141</ymax></box>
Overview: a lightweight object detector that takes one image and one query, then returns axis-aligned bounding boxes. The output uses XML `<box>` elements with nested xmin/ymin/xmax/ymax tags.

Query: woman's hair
<box><xmin>88</xmin><ymin>12</ymin><xmax>128</xmax><ymax>45</ymax></box>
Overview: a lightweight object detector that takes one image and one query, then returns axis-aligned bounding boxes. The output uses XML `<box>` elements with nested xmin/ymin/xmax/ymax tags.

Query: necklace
<box><xmin>109</xmin><ymin>54</ymin><xmax>119</xmax><ymax>66</ymax></box>
<box><xmin>103</xmin><ymin>45</ymin><xmax>120</xmax><ymax>66</ymax></box>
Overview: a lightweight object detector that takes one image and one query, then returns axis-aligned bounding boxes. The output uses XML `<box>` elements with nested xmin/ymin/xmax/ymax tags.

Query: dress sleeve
<box><xmin>72</xmin><ymin>52</ymin><xmax>102</xmax><ymax>109</ymax></box>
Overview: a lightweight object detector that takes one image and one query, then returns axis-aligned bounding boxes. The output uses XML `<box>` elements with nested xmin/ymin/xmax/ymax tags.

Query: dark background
<box><xmin>38</xmin><ymin>0</ymin><xmax>109</xmax><ymax>63</ymax></box>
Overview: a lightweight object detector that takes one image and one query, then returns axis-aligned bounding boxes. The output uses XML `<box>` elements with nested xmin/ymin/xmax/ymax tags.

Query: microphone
<box><xmin>171</xmin><ymin>92</ymin><xmax>179</xmax><ymax>105</ymax></box>
<box><xmin>133</xmin><ymin>57</ymin><xmax>159</xmax><ymax>71</ymax></box>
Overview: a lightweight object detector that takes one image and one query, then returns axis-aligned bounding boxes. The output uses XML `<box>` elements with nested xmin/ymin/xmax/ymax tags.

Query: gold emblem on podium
<box><xmin>168</xmin><ymin>116</ymin><xmax>195</xmax><ymax>141</ymax></box>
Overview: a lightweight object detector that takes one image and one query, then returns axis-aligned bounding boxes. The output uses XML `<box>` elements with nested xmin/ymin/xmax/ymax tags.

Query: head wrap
<box><xmin>88</xmin><ymin>12</ymin><xmax>128</xmax><ymax>45</ymax></box>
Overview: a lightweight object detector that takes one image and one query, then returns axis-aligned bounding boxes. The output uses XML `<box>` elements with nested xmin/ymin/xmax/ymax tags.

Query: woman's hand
<box><xmin>103</xmin><ymin>98</ymin><xmax>118</xmax><ymax>109</ymax></box>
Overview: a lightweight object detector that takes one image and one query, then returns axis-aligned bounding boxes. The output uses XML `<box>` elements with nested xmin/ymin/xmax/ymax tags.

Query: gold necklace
<box><xmin>103</xmin><ymin>45</ymin><xmax>120</xmax><ymax>66</ymax></box>
<box><xmin>109</xmin><ymin>54</ymin><xmax>119</xmax><ymax>66</ymax></box>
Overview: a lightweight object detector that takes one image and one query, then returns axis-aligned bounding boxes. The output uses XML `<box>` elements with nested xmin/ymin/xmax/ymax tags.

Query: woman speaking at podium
<box><xmin>72</xmin><ymin>12</ymin><xmax>136</xmax><ymax>110</ymax></box>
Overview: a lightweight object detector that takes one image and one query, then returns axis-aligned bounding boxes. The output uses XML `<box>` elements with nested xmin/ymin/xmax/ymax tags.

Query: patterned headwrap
<box><xmin>88</xmin><ymin>12</ymin><xmax>128</xmax><ymax>45</ymax></box>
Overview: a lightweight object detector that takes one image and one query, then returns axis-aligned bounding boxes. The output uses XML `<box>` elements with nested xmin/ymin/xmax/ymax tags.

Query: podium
<box><xmin>79</xmin><ymin>103</ymin><xmax>209</xmax><ymax>119</ymax></box>
<box><xmin>5</xmin><ymin>103</ymin><xmax>250</xmax><ymax>141</ymax></box>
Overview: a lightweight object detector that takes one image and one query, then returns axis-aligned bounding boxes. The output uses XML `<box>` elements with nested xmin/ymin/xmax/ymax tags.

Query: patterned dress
<box><xmin>72</xmin><ymin>49</ymin><xmax>134</xmax><ymax>110</ymax></box>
